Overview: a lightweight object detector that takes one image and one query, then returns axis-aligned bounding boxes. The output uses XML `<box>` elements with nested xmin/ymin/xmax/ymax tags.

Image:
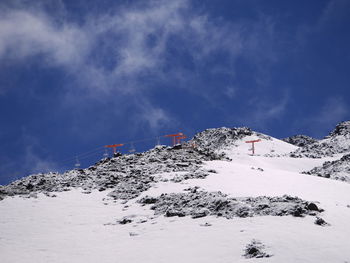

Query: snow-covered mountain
<box><xmin>290</xmin><ymin>120</ymin><xmax>350</xmax><ymax>158</ymax></box>
<box><xmin>1</xmin><ymin>123</ymin><xmax>350</xmax><ymax>263</ymax></box>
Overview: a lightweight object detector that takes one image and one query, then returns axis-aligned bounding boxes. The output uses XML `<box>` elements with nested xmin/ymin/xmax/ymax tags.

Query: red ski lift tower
<box><xmin>245</xmin><ymin>139</ymin><xmax>261</xmax><ymax>155</ymax></box>
<box><xmin>105</xmin><ymin>144</ymin><xmax>124</xmax><ymax>156</ymax></box>
<box><xmin>164</xmin><ymin>132</ymin><xmax>184</xmax><ymax>146</ymax></box>
<box><xmin>176</xmin><ymin>135</ymin><xmax>187</xmax><ymax>144</ymax></box>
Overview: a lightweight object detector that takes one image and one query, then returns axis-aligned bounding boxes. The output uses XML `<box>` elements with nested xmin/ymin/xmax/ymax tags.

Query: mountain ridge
<box><xmin>1</xmin><ymin>121</ymin><xmax>350</xmax><ymax>262</ymax></box>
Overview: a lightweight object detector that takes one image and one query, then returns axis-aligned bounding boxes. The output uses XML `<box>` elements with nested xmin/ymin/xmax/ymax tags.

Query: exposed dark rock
<box><xmin>307</xmin><ymin>202</ymin><xmax>319</xmax><ymax>211</ymax></box>
<box><xmin>283</xmin><ymin>135</ymin><xmax>318</xmax><ymax>147</ymax></box>
<box><xmin>327</xmin><ymin>121</ymin><xmax>350</xmax><ymax>138</ymax></box>
<box><xmin>170</xmin><ymin>170</ymin><xmax>210</xmax><ymax>183</ymax></box>
<box><xmin>118</xmin><ymin>217</ymin><xmax>133</xmax><ymax>224</ymax></box>
<box><xmin>165</xmin><ymin>209</ymin><xmax>186</xmax><ymax>217</ymax></box>
<box><xmin>140</xmin><ymin>196</ymin><xmax>158</xmax><ymax>204</ymax></box>
<box><xmin>190</xmin><ymin>127</ymin><xmax>254</xmax><ymax>155</ymax></box>
<box><xmin>243</xmin><ymin>240</ymin><xmax>272</xmax><ymax>258</ymax></box>
<box><xmin>290</xmin><ymin>121</ymin><xmax>350</xmax><ymax>158</ymax></box>
<box><xmin>191</xmin><ymin>209</ymin><xmax>210</xmax><ymax>219</ymax></box>
<box><xmin>302</xmin><ymin>154</ymin><xmax>350</xmax><ymax>183</ymax></box>
<box><xmin>314</xmin><ymin>217</ymin><xmax>329</xmax><ymax>226</ymax></box>
<box><xmin>0</xmin><ymin>144</ymin><xmax>223</xmax><ymax>201</ymax></box>
<box><xmin>292</xmin><ymin>206</ymin><xmax>305</xmax><ymax>217</ymax></box>
<box><xmin>139</xmin><ymin>190</ymin><xmax>322</xmax><ymax>219</ymax></box>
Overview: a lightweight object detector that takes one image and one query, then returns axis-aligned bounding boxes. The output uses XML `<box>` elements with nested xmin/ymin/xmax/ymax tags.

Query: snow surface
<box><xmin>1</xmin><ymin>133</ymin><xmax>350</xmax><ymax>262</ymax></box>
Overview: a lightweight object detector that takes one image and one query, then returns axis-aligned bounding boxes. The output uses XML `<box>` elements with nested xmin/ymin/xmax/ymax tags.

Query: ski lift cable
<box><xmin>108</xmin><ymin>131</ymin><xmax>195</xmax><ymax>150</ymax></box>
<box><xmin>118</xmin><ymin>131</ymin><xmax>192</xmax><ymax>146</ymax></box>
<box><xmin>59</xmin><ymin>152</ymin><xmax>101</xmax><ymax>167</ymax></box>
<box><xmin>57</xmin><ymin>130</ymin><xmax>195</xmax><ymax>168</ymax></box>
<box><xmin>57</xmin><ymin>147</ymin><xmax>104</xmax><ymax>165</ymax></box>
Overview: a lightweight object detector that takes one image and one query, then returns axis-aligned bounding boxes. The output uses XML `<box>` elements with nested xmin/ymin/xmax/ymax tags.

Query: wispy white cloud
<box><xmin>0</xmin><ymin>10</ymin><xmax>88</xmax><ymax>67</ymax></box>
<box><xmin>140</xmin><ymin>106</ymin><xmax>172</xmax><ymax>131</ymax></box>
<box><xmin>0</xmin><ymin>0</ymin><xmax>306</xmax><ymax>180</ymax></box>
<box><xmin>0</xmin><ymin>0</ymin><xmax>283</xmax><ymax>132</ymax></box>
<box><xmin>0</xmin><ymin>0</ymin><xmax>277</xmax><ymax>94</ymax></box>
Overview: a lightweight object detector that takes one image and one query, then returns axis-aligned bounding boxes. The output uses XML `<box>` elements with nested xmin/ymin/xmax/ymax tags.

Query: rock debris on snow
<box><xmin>0</xmin><ymin>145</ymin><xmax>223</xmax><ymax>201</ymax></box>
<box><xmin>243</xmin><ymin>239</ymin><xmax>272</xmax><ymax>258</ymax></box>
<box><xmin>117</xmin><ymin>216</ymin><xmax>134</xmax><ymax>225</ymax></box>
<box><xmin>302</xmin><ymin>154</ymin><xmax>350</xmax><ymax>183</ymax></box>
<box><xmin>314</xmin><ymin>217</ymin><xmax>330</xmax><ymax>226</ymax></box>
<box><xmin>139</xmin><ymin>188</ymin><xmax>323</xmax><ymax>219</ymax></box>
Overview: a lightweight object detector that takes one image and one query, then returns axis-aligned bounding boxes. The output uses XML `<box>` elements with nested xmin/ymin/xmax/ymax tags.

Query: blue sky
<box><xmin>0</xmin><ymin>0</ymin><xmax>349</xmax><ymax>184</ymax></box>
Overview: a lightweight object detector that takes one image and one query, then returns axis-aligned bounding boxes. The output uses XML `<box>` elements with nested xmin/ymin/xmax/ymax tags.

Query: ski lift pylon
<box><xmin>245</xmin><ymin>139</ymin><xmax>261</xmax><ymax>155</ymax></box>
<box><xmin>176</xmin><ymin>135</ymin><xmax>187</xmax><ymax>144</ymax></box>
<box><xmin>164</xmin><ymin>132</ymin><xmax>184</xmax><ymax>146</ymax></box>
<box><xmin>105</xmin><ymin>144</ymin><xmax>124</xmax><ymax>155</ymax></box>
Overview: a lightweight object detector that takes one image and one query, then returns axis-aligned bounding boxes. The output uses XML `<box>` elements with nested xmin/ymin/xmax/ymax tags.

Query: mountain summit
<box><xmin>327</xmin><ymin>120</ymin><xmax>350</xmax><ymax>138</ymax></box>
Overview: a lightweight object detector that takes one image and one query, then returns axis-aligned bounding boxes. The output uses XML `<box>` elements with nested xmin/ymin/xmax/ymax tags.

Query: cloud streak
<box><xmin>0</xmin><ymin>10</ymin><xmax>88</xmax><ymax>67</ymax></box>
<box><xmin>0</xmin><ymin>0</ymin><xmax>285</xmax><ymax>132</ymax></box>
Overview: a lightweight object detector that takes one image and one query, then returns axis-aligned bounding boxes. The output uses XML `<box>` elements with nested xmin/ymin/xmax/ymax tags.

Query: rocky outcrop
<box><xmin>0</xmin><ymin>145</ymin><xmax>223</xmax><ymax>200</ymax></box>
<box><xmin>326</xmin><ymin>121</ymin><xmax>350</xmax><ymax>138</ymax></box>
<box><xmin>302</xmin><ymin>154</ymin><xmax>350</xmax><ymax>182</ymax></box>
<box><xmin>243</xmin><ymin>240</ymin><xmax>272</xmax><ymax>258</ymax></box>
<box><xmin>283</xmin><ymin>135</ymin><xmax>318</xmax><ymax>147</ymax></box>
<box><xmin>291</xmin><ymin>121</ymin><xmax>350</xmax><ymax>158</ymax></box>
<box><xmin>139</xmin><ymin>187</ymin><xmax>323</xmax><ymax>219</ymax></box>
<box><xmin>190</xmin><ymin>127</ymin><xmax>272</xmax><ymax>156</ymax></box>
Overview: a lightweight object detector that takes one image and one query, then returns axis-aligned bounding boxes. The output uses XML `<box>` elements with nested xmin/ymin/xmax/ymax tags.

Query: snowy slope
<box><xmin>223</xmin><ymin>134</ymin><xmax>298</xmax><ymax>156</ymax></box>
<box><xmin>1</xmin><ymin>125</ymin><xmax>350</xmax><ymax>263</ymax></box>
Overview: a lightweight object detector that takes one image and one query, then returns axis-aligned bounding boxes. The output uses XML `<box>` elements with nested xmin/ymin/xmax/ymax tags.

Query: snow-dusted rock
<box><xmin>283</xmin><ymin>135</ymin><xmax>318</xmax><ymax>147</ymax></box>
<box><xmin>190</xmin><ymin>127</ymin><xmax>254</xmax><ymax>154</ymax></box>
<box><xmin>291</xmin><ymin>121</ymin><xmax>350</xmax><ymax>158</ymax></box>
<box><xmin>243</xmin><ymin>240</ymin><xmax>272</xmax><ymax>258</ymax></box>
<box><xmin>139</xmin><ymin>188</ymin><xmax>323</xmax><ymax>219</ymax></box>
<box><xmin>190</xmin><ymin>127</ymin><xmax>274</xmax><ymax>154</ymax></box>
<box><xmin>302</xmin><ymin>154</ymin><xmax>350</xmax><ymax>182</ymax></box>
<box><xmin>0</xmin><ymin>145</ymin><xmax>222</xmax><ymax>200</ymax></box>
